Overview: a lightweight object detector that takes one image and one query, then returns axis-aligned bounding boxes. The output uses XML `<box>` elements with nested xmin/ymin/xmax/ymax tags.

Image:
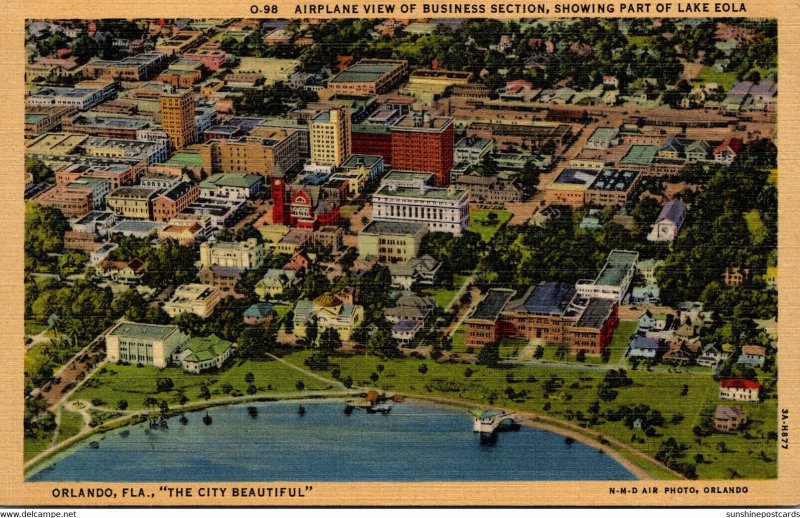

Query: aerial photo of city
<box><xmin>23</xmin><ymin>17</ymin><xmax>777</xmax><ymax>482</ymax></box>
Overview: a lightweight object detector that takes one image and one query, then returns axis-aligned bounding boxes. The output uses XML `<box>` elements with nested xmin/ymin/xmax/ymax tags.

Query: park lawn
<box><xmin>283</xmin><ymin>351</ymin><xmax>777</xmax><ymax>479</ymax></box>
<box><xmin>499</xmin><ymin>337</ymin><xmax>528</xmax><ymax>359</ymax></box>
<box><xmin>24</xmin><ymin>433</ymin><xmax>53</xmax><ymax>462</ymax></box>
<box><xmin>696</xmin><ymin>66</ymin><xmax>738</xmax><ymax>91</ymax></box>
<box><xmin>70</xmin><ymin>359</ymin><xmax>332</xmax><ymax>411</ymax></box>
<box><xmin>25</xmin><ymin>320</ymin><xmax>47</xmax><ymax>336</ymax></box>
<box><xmin>450</xmin><ymin>327</ymin><xmax>468</xmax><ymax>354</ymax></box>
<box><xmin>57</xmin><ymin>410</ymin><xmax>84</xmax><ymax>442</ymax></box>
<box><xmin>468</xmin><ymin>209</ymin><xmax>513</xmax><ymax>242</ymax></box>
<box><xmin>422</xmin><ymin>274</ymin><xmax>469</xmax><ymax>309</ymax></box>
<box><xmin>608</xmin><ymin>320</ymin><xmax>638</xmax><ymax>364</ymax></box>
<box><xmin>339</xmin><ymin>204</ymin><xmax>362</xmax><ymax>220</ymax></box>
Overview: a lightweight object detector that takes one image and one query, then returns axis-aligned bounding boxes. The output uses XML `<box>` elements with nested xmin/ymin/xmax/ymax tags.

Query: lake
<box><xmin>28</xmin><ymin>400</ymin><xmax>636</xmax><ymax>481</ymax></box>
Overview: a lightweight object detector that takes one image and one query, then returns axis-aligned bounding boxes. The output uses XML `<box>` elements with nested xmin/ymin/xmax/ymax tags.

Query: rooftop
<box><xmin>470</xmin><ymin>288</ymin><xmax>516</xmax><ymax>322</ymax></box>
<box><xmin>588</xmin><ymin>169</ymin><xmax>639</xmax><ymax>192</ymax></box>
<box><xmin>360</xmin><ymin>220</ymin><xmax>427</xmax><ymax>236</ymax></box>
<box><xmin>507</xmin><ymin>282</ymin><xmax>576</xmax><ymax>316</ymax></box>
<box><xmin>621</xmin><ymin>145</ymin><xmax>658</xmax><ymax>166</ymax></box>
<box><xmin>108</xmin><ymin>321</ymin><xmax>181</xmax><ymax>341</ymax></box>
<box><xmin>595</xmin><ymin>250</ymin><xmax>639</xmax><ymax>287</ymax></box>
<box><xmin>181</xmin><ymin>335</ymin><xmax>233</xmax><ymax>362</ymax></box>
<box><xmin>575</xmin><ymin>298</ymin><xmax>616</xmax><ymax>329</ymax></box>
<box><xmin>374</xmin><ymin>184</ymin><xmax>466</xmax><ymax>201</ymax></box>
<box><xmin>330</xmin><ymin>60</ymin><xmax>405</xmax><ymax>84</ymax></box>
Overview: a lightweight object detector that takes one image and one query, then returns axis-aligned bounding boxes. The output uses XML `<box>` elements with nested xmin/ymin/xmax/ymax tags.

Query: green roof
<box><xmin>621</xmin><ymin>145</ymin><xmax>658</xmax><ymax>165</ymax></box>
<box><xmin>164</xmin><ymin>152</ymin><xmax>203</xmax><ymax>168</ymax></box>
<box><xmin>200</xmin><ymin>173</ymin><xmax>263</xmax><ymax>189</ymax></box>
<box><xmin>375</xmin><ymin>184</ymin><xmax>466</xmax><ymax>201</ymax></box>
<box><xmin>182</xmin><ymin>335</ymin><xmax>233</xmax><ymax>362</ymax></box>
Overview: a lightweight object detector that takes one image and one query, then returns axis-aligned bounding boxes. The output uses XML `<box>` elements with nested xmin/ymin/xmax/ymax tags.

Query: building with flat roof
<box><xmin>310</xmin><ymin>106</ymin><xmax>351</xmax><ymax>167</ymax></box>
<box><xmin>576</xmin><ymin>250</ymin><xmax>639</xmax><ymax>302</ymax></box>
<box><xmin>26</xmin><ymin>84</ymin><xmax>117</xmax><ymax>110</ymax></box>
<box><xmin>160</xmin><ymin>89</ymin><xmax>196</xmax><ymax>151</ymax></box>
<box><xmin>83</xmin><ymin>52</ymin><xmax>169</xmax><ymax>81</ymax></box>
<box><xmin>106</xmin><ymin>185</ymin><xmax>160</xmax><ymax>219</ymax></box>
<box><xmin>545</xmin><ymin>168</ymin><xmax>597</xmax><ymax>207</ymax></box>
<box><xmin>151</xmin><ymin>182</ymin><xmax>200</xmax><ymax>222</ymax></box>
<box><xmin>328</xmin><ymin>59</ymin><xmax>407</xmax><ymax>96</ymax></box>
<box><xmin>585</xmin><ymin>127</ymin><xmax>620</xmax><ymax>149</ymax></box>
<box><xmin>391</xmin><ymin>112</ymin><xmax>454</xmax><ymax>187</ymax></box>
<box><xmin>105</xmin><ymin>321</ymin><xmax>189</xmax><ymax>368</ymax></box>
<box><xmin>372</xmin><ymin>183</ymin><xmax>469</xmax><ymax>235</ymax></box>
<box><xmin>33</xmin><ymin>185</ymin><xmax>93</xmax><ymax>218</ymax></box>
<box><xmin>164</xmin><ymin>283</ymin><xmax>222</xmax><ymax>319</ymax></box>
<box><xmin>358</xmin><ymin>220</ymin><xmax>427</xmax><ymax>263</ymax></box>
<box><xmin>61</xmin><ymin>113</ymin><xmax>151</xmax><ymax>140</ymax></box>
<box><xmin>200</xmin><ymin>131</ymin><xmax>300</xmax><ymax>177</ymax></box>
<box><xmin>199</xmin><ymin>173</ymin><xmax>264</xmax><ymax>200</ymax></box>
<box><xmin>584</xmin><ymin>169</ymin><xmax>641</xmax><ymax>207</ymax></box>
<box><xmin>200</xmin><ymin>237</ymin><xmax>265</xmax><ymax>271</ymax></box>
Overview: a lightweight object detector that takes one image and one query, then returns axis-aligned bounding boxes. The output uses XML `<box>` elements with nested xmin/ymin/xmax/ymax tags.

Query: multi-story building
<box><xmin>351</xmin><ymin>123</ymin><xmax>393</xmax><ymax>166</ymax></box>
<box><xmin>55</xmin><ymin>163</ymin><xmax>139</xmax><ymax>191</ymax></box>
<box><xmin>199</xmin><ymin>238</ymin><xmax>266</xmax><ymax>271</ymax></box>
<box><xmin>163</xmin><ymin>283</ymin><xmax>222</xmax><ymax>319</ymax></box>
<box><xmin>61</xmin><ymin>113</ymin><xmax>152</xmax><ymax>140</ymax></box>
<box><xmin>391</xmin><ymin>112</ymin><xmax>454</xmax><ymax>186</ymax></box>
<box><xmin>575</xmin><ymin>250</ymin><xmax>639</xmax><ymax>303</ymax></box>
<box><xmin>454</xmin><ymin>175</ymin><xmax>522</xmax><ymax>208</ymax></box>
<box><xmin>181</xmin><ymin>49</ymin><xmax>227</xmax><ymax>71</ymax></box>
<box><xmin>358</xmin><ymin>220</ymin><xmax>427</xmax><ymax>263</ymax></box>
<box><xmin>584</xmin><ymin>169</ymin><xmax>641</xmax><ymax>208</ymax></box>
<box><xmin>106</xmin><ymin>185</ymin><xmax>160</xmax><ymax>219</ymax></box>
<box><xmin>151</xmin><ymin>182</ymin><xmax>200</xmax><ymax>222</ymax></box>
<box><xmin>327</xmin><ymin>59</ymin><xmax>407</xmax><ymax>96</ymax></box>
<box><xmin>33</xmin><ymin>185</ymin><xmax>93</xmax><ymax>218</ymax></box>
<box><xmin>719</xmin><ymin>379</ymin><xmax>761</xmax><ymax>402</ymax></box>
<box><xmin>371</xmin><ymin>183</ymin><xmax>469</xmax><ymax>235</ymax></box>
<box><xmin>160</xmin><ymin>89</ymin><xmax>196</xmax><ymax>151</ymax></box>
<box><xmin>647</xmin><ymin>198</ymin><xmax>687</xmax><ymax>242</ymax></box>
<box><xmin>199</xmin><ymin>131</ymin><xmax>300</xmax><ymax>177</ymax></box>
<box><xmin>82</xmin><ymin>52</ymin><xmax>169</xmax><ymax>81</ymax></box>
<box><xmin>26</xmin><ymin>84</ymin><xmax>117</xmax><ymax>110</ymax></box>
<box><xmin>293</xmin><ymin>293</ymin><xmax>365</xmax><ymax>341</ymax></box>
<box><xmin>26</xmin><ymin>133</ymin><xmax>168</xmax><ymax>165</ymax></box>
<box><xmin>199</xmin><ymin>173</ymin><xmax>264</xmax><ymax>200</ymax></box>
<box><xmin>105</xmin><ymin>321</ymin><xmax>189</xmax><ymax>369</ymax></box>
<box><xmin>309</xmin><ymin>107</ymin><xmax>351</xmax><ymax>167</ymax></box>
<box><xmin>255</xmin><ymin>118</ymin><xmax>311</xmax><ymax>159</ymax></box>
<box><xmin>64</xmin><ymin>176</ymin><xmax>110</xmax><ymax>209</ymax></box>
<box><xmin>455</xmin><ymin>136</ymin><xmax>494</xmax><ymax>165</ymax></box>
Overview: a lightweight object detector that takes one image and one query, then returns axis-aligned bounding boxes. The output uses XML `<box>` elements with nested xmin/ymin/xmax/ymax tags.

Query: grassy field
<box><xmin>768</xmin><ymin>169</ymin><xmax>778</xmax><ymax>185</ymax></box>
<box><xmin>695</xmin><ymin>67</ymin><xmax>738</xmax><ymax>90</ymax></box>
<box><xmin>56</xmin><ymin>410</ymin><xmax>84</xmax><ymax>442</ymax></box>
<box><xmin>70</xmin><ymin>358</ymin><xmax>333</xmax><ymax>411</ymax></box>
<box><xmin>468</xmin><ymin>209</ymin><xmax>513</xmax><ymax>242</ymax></box>
<box><xmin>273</xmin><ymin>304</ymin><xmax>293</xmax><ymax>322</ymax></box>
<box><xmin>279</xmin><ymin>350</ymin><xmax>778</xmax><ymax>479</ymax></box>
<box><xmin>24</xmin><ymin>433</ymin><xmax>53</xmax><ymax>462</ymax></box>
<box><xmin>608</xmin><ymin>320</ymin><xmax>638</xmax><ymax>364</ymax></box>
<box><xmin>744</xmin><ymin>209</ymin><xmax>769</xmax><ymax>244</ymax></box>
<box><xmin>421</xmin><ymin>274</ymin><xmax>469</xmax><ymax>309</ymax></box>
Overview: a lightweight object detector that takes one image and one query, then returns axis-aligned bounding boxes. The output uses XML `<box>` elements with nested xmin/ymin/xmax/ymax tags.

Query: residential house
<box><xmin>696</xmin><ymin>344</ymin><xmax>730</xmax><ymax>367</ymax></box>
<box><xmin>713</xmin><ymin>138</ymin><xmax>743</xmax><ymax>165</ymax></box>
<box><xmin>254</xmin><ymin>269</ymin><xmax>298</xmax><ymax>299</ymax></box>
<box><xmin>243</xmin><ymin>302</ymin><xmax>274</xmax><ymax>326</ymax></box>
<box><xmin>392</xmin><ymin>319</ymin><xmax>424</xmax><ymax>345</ymax></box>
<box><xmin>388</xmin><ymin>255</ymin><xmax>441</xmax><ymax>290</ymax></box>
<box><xmin>719</xmin><ymin>378</ymin><xmax>761</xmax><ymax>401</ymax></box>
<box><xmin>723</xmin><ymin>266</ymin><xmax>750</xmax><ymax>287</ymax></box>
<box><xmin>714</xmin><ymin>405</ymin><xmax>747</xmax><ymax>432</ymax></box>
<box><xmin>627</xmin><ymin>336</ymin><xmax>664</xmax><ymax>359</ymax></box>
<box><xmin>738</xmin><ymin>345</ymin><xmax>766</xmax><ymax>369</ymax></box>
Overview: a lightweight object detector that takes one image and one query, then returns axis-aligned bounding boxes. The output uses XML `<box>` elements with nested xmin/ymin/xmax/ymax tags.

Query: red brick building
<box><xmin>151</xmin><ymin>182</ymin><xmax>200</xmax><ymax>222</ymax></box>
<box><xmin>352</xmin><ymin>126</ymin><xmax>393</xmax><ymax>166</ymax></box>
<box><xmin>390</xmin><ymin>113</ymin><xmax>454</xmax><ymax>187</ymax></box>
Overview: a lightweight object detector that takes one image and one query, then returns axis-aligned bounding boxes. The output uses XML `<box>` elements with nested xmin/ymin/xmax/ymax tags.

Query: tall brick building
<box><xmin>159</xmin><ymin>89</ymin><xmax>196</xmax><ymax>151</ymax></box>
<box><xmin>390</xmin><ymin>112</ymin><xmax>454</xmax><ymax>187</ymax></box>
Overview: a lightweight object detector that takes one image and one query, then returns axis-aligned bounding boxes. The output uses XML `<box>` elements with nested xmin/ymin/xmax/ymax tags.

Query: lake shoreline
<box><xmin>26</xmin><ymin>390</ymin><xmax>670</xmax><ymax>481</ymax></box>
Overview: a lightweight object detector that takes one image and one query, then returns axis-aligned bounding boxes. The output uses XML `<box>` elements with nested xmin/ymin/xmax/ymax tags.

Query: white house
<box><xmin>647</xmin><ymin>199</ymin><xmax>687</xmax><ymax>242</ymax></box>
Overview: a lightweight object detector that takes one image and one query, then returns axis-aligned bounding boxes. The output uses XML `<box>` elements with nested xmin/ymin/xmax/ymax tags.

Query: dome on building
<box><xmin>314</xmin><ymin>292</ymin><xmax>340</xmax><ymax>308</ymax></box>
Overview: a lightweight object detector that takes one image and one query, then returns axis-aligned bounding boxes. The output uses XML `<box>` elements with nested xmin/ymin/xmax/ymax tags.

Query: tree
<box><xmin>477</xmin><ymin>343</ymin><xmax>500</xmax><ymax>367</ymax></box>
<box><xmin>117</xmin><ymin>399</ymin><xmax>128</xmax><ymax>411</ymax></box>
<box><xmin>576</xmin><ymin>350</ymin><xmax>586</xmax><ymax>363</ymax></box>
<box><xmin>238</xmin><ymin>327</ymin><xmax>273</xmax><ymax>359</ymax></box>
<box><xmin>534</xmin><ymin>345</ymin><xmax>544</xmax><ymax>359</ymax></box>
<box><xmin>317</xmin><ymin>327</ymin><xmax>342</xmax><ymax>353</ymax></box>
<box><xmin>244</xmin><ymin>372</ymin><xmax>255</xmax><ymax>384</ymax></box>
<box><xmin>305</xmin><ymin>316</ymin><xmax>319</xmax><ymax>347</ymax></box>
<box><xmin>156</xmin><ymin>378</ymin><xmax>174</xmax><ymax>392</ymax></box>
<box><xmin>295</xmin><ymin>380</ymin><xmax>305</xmax><ymax>391</ymax></box>
<box><xmin>367</xmin><ymin>327</ymin><xmax>400</xmax><ymax>359</ymax></box>
<box><xmin>418</xmin><ymin>364</ymin><xmax>428</xmax><ymax>374</ymax></box>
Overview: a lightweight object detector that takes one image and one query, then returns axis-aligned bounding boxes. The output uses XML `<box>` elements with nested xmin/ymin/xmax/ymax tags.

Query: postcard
<box><xmin>2</xmin><ymin>0</ymin><xmax>797</xmax><ymax>507</ymax></box>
